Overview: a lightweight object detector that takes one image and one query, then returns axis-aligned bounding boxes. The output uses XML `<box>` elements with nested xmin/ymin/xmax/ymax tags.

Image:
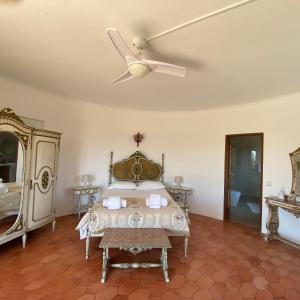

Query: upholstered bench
<box><xmin>99</xmin><ymin>228</ymin><xmax>171</xmax><ymax>283</ymax></box>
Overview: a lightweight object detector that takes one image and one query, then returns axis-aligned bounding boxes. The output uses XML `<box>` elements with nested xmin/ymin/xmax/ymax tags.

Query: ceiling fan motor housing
<box><xmin>132</xmin><ymin>37</ymin><xmax>147</xmax><ymax>50</ymax></box>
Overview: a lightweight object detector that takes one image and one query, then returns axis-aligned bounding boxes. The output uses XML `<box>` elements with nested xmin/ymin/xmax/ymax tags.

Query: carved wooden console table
<box><xmin>99</xmin><ymin>228</ymin><xmax>171</xmax><ymax>283</ymax></box>
<box><xmin>265</xmin><ymin>197</ymin><xmax>300</xmax><ymax>249</ymax></box>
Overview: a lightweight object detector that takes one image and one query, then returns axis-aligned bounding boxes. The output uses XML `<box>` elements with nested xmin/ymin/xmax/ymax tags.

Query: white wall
<box><xmin>1</xmin><ymin>76</ymin><xmax>299</xmax><ymax>243</ymax></box>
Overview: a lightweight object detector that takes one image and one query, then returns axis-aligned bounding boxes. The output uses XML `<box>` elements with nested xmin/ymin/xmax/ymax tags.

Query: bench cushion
<box><xmin>99</xmin><ymin>228</ymin><xmax>171</xmax><ymax>250</ymax></box>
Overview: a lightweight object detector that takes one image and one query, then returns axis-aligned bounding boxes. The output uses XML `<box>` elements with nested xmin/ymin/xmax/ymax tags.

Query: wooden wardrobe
<box><xmin>0</xmin><ymin>108</ymin><xmax>61</xmax><ymax>247</ymax></box>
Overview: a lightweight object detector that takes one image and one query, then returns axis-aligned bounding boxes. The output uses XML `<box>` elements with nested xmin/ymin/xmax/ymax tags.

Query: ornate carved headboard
<box><xmin>109</xmin><ymin>151</ymin><xmax>164</xmax><ymax>184</ymax></box>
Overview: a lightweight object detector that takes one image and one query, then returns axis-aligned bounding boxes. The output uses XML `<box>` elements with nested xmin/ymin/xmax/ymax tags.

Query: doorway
<box><xmin>224</xmin><ymin>133</ymin><xmax>263</xmax><ymax>230</ymax></box>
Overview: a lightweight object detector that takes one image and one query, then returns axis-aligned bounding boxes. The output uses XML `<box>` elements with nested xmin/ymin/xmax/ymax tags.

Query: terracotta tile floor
<box><xmin>1</xmin><ymin>214</ymin><xmax>300</xmax><ymax>299</ymax></box>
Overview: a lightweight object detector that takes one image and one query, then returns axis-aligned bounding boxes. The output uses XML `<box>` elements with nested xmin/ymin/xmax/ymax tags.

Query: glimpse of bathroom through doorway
<box><xmin>224</xmin><ymin>133</ymin><xmax>263</xmax><ymax>230</ymax></box>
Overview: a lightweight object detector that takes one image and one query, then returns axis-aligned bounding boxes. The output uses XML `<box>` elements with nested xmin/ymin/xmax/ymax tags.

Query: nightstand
<box><xmin>167</xmin><ymin>186</ymin><xmax>192</xmax><ymax>218</ymax></box>
<box><xmin>73</xmin><ymin>186</ymin><xmax>100</xmax><ymax>219</ymax></box>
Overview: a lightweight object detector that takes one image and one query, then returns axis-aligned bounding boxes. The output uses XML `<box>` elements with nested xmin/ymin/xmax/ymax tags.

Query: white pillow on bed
<box><xmin>108</xmin><ymin>181</ymin><xmax>137</xmax><ymax>190</ymax></box>
<box><xmin>137</xmin><ymin>180</ymin><xmax>165</xmax><ymax>190</ymax></box>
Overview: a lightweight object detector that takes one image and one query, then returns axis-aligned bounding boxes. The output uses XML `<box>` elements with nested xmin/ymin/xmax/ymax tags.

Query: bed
<box><xmin>0</xmin><ymin>183</ymin><xmax>22</xmax><ymax>216</ymax></box>
<box><xmin>0</xmin><ymin>183</ymin><xmax>22</xmax><ymax>229</ymax></box>
<box><xmin>76</xmin><ymin>151</ymin><xmax>190</xmax><ymax>259</ymax></box>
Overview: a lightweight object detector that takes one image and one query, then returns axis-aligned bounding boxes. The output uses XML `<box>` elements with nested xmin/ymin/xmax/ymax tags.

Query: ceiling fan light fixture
<box><xmin>128</xmin><ymin>63</ymin><xmax>150</xmax><ymax>78</ymax></box>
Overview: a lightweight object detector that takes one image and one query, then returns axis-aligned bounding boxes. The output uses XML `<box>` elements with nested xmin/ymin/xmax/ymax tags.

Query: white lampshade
<box><xmin>81</xmin><ymin>175</ymin><xmax>89</xmax><ymax>187</ymax></box>
<box><xmin>174</xmin><ymin>176</ymin><xmax>183</xmax><ymax>187</ymax></box>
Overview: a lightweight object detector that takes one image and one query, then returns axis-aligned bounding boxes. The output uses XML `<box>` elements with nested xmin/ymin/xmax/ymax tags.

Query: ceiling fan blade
<box><xmin>113</xmin><ymin>70</ymin><xmax>134</xmax><ymax>83</ymax></box>
<box><xmin>142</xmin><ymin>59</ymin><xmax>186</xmax><ymax>77</ymax></box>
<box><xmin>106</xmin><ymin>28</ymin><xmax>137</xmax><ymax>64</ymax></box>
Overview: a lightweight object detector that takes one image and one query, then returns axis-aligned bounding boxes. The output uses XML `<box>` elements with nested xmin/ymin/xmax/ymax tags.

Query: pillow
<box><xmin>137</xmin><ymin>180</ymin><xmax>165</xmax><ymax>190</ymax></box>
<box><xmin>107</xmin><ymin>181</ymin><xmax>137</xmax><ymax>190</ymax></box>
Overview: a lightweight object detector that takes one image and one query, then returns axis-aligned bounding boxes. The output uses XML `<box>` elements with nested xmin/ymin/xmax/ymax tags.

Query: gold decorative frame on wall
<box><xmin>290</xmin><ymin>147</ymin><xmax>300</xmax><ymax>197</ymax></box>
<box><xmin>109</xmin><ymin>151</ymin><xmax>164</xmax><ymax>184</ymax></box>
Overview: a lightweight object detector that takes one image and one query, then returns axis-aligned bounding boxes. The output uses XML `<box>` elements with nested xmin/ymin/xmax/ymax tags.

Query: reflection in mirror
<box><xmin>296</xmin><ymin>162</ymin><xmax>300</xmax><ymax>194</ymax></box>
<box><xmin>290</xmin><ymin>148</ymin><xmax>300</xmax><ymax>205</ymax></box>
<box><xmin>0</xmin><ymin>132</ymin><xmax>24</xmax><ymax>235</ymax></box>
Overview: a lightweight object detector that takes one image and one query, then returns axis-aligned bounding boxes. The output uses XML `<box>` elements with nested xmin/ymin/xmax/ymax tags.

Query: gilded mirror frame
<box><xmin>0</xmin><ymin>131</ymin><xmax>26</xmax><ymax>237</ymax></box>
<box><xmin>0</xmin><ymin>108</ymin><xmax>30</xmax><ymax>238</ymax></box>
<box><xmin>290</xmin><ymin>147</ymin><xmax>300</xmax><ymax>198</ymax></box>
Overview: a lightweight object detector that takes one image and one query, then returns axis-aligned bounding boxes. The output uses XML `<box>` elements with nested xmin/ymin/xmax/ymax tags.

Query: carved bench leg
<box><xmin>161</xmin><ymin>247</ymin><xmax>169</xmax><ymax>283</ymax></box>
<box><xmin>101</xmin><ymin>247</ymin><xmax>109</xmax><ymax>283</ymax></box>
<box><xmin>184</xmin><ymin>207</ymin><xmax>190</xmax><ymax>224</ymax></box>
<box><xmin>184</xmin><ymin>236</ymin><xmax>189</xmax><ymax>257</ymax></box>
<box><xmin>85</xmin><ymin>207</ymin><xmax>92</xmax><ymax>260</ymax></box>
<box><xmin>78</xmin><ymin>195</ymin><xmax>81</xmax><ymax>220</ymax></box>
<box><xmin>86</xmin><ymin>236</ymin><xmax>90</xmax><ymax>260</ymax></box>
<box><xmin>52</xmin><ymin>215</ymin><xmax>56</xmax><ymax>232</ymax></box>
<box><xmin>22</xmin><ymin>233</ymin><xmax>27</xmax><ymax>248</ymax></box>
<box><xmin>265</xmin><ymin>204</ymin><xmax>279</xmax><ymax>242</ymax></box>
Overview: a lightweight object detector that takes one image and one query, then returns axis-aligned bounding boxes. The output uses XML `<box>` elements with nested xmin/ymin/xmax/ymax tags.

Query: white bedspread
<box><xmin>0</xmin><ymin>191</ymin><xmax>21</xmax><ymax>212</ymax></box>
<box><xmin>76</xmin><ymin>188</ymin><xmax>189</xmax><ymax>239</ymax></box>
<box><xmin>0</xmin><ymin>191</ymin><xmax>21</xmax><ymax>220</ymax></box>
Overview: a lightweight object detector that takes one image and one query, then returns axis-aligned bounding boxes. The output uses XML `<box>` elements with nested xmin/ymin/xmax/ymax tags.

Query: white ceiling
<box><xmin>0</xmin><ymin>0</ymin><xmax>300</xmax><ymax>111</ymax></box>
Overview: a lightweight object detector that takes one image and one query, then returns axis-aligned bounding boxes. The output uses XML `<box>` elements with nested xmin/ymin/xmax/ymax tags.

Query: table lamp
<box><xmin>174</xmin><ymin>176</ymin><xmax>183</xmax><ymax>187</ymax></box>
<box><xmin>81</xmin><ymin>175</ymin><xmax>89</xmax><ymax>187</ymax></box>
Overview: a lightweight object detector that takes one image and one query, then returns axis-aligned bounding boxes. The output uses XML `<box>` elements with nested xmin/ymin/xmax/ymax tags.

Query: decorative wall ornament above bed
<box><xmin>109</xmin><ymin>151</ymin><xmax>164</xmax><ymax>184</ymax></box>
<box><xmin>133</xmin><ymin>132</ymin><xmax>144</xmax><ymax>147</ymax></box>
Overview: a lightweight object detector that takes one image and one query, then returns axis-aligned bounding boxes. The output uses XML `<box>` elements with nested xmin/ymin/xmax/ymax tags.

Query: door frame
<box><xmin>223</xmin><ymin>132</ymin><xmax>264</xmax><ymax>230</ymax></box>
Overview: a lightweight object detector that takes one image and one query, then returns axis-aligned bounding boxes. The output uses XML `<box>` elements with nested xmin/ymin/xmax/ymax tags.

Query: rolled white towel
<box><xmin>146</xmin><ymin>198</ymin><xmax>158</xmax><ymax>208</ymax></box>
<box><xmin>121</xmin><ymin>199</ymin><xmax>127</xmax><ymax>208</ymax></box>
<box><xmin>108</xmin><ymin>201</ymin><xmax>121</xmax><ymax>209</ymax></box>
<box><xmin>146</xmin><ymin>196</ymin><xmax>168</xmax><ymax>208</ymax></box>
<box><xmin>103</xmin><ymin>196</ymin><xmax>121</xmax><ymax>209</ymax></box>
<box><xmin>103</xmin><ymin>198</ymin><xmax>118</xmax><ymax>208</ymax></box>
<box><xmin>149</xmin><ymin>203</ymin><xmax>160</xmax><ymax>208</ymax></box>
<box><xmin>149</xmin><ymin>194</ymin><xmax>161</xmax><ymax>201</ymax></box>
<box><xmin>103</xmin><ymin>197</ymin><xmax>127</xmax><ymax>209</ymax></box>
<box><xmin>109</xmin><ymin>196</ymin><xmax>121</xmax><ymax>202</ymax></box>
<box><xmin>103</xmin><ymin>196</ymin><xmax>121</xmax><ymax>206</ymax></box>
<box><xmin>160</xmin><ymin>197</ymin><xmax>168</xmax><ymax>207</ymax></box>
<box><xmin>149</xmin><ymin>194</ymin><xmax>161</xmax><ymax>206</ymax></box>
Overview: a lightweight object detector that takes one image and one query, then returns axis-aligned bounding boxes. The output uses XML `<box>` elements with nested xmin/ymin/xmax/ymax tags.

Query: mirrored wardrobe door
<box><xmin>0</xmin><ymin>132</ymin><xmax>24</xmax><ymax>236</ymax></box>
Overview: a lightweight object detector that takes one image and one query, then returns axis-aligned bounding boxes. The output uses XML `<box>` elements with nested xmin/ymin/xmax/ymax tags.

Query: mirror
<box><xmin>0</xmin><ymin>132</ymin><xmax>24</xmax><ymax>235</ymax></box>
<box><xmin>290</xmin><ymin>147</ymin><xmax>300</xmax><ymax>204</ymax></box>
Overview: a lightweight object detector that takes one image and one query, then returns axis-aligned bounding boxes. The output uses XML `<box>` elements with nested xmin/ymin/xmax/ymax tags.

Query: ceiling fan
<box><xmin>107</xmin><ymin>0</ymin><xmax>256</xmax><ymax>83</ymax></box>
<box><xmin>106</xmin><ymin>28</ymin><xmax>186</xmax><ymax>83</ymax></box>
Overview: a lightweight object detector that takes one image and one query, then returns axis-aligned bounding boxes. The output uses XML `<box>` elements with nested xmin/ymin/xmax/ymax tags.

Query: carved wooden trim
<box><xmin>119</xmin><ymin>245</ymin><xmax>153</xmax><ymax>255</ymax></box>
<box><xmin>14</xmin><ymin>131</ymin><xmax>29</xmax><ymax>150</ymax></box>
<box><xmin>264</xmin><ymin>197</ymin><xmax>300</xmax><ymax>249</ymax></box>
<box><xmin>41</xmin><ymin>170</ymin><xmax>50</xmax><ymax>189</ymax></box>
<box><xmin>290</xmin><ymin>147</ymin><xmax>300</xmax><ymax>196</ymax></box>
<box><xmin>0</xmin><ymin>108</ymin><xmax>24</xmax><ymax>125</ymax></box>
<box><xmin>4</xmin><ymin>214</ymin><xmax>24</xmax><ymax>236</ymax></box>
<box><xmin>110</xmin><ymin>151</ymin><xmax>163</xmax><ymax>183</ymax></box>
